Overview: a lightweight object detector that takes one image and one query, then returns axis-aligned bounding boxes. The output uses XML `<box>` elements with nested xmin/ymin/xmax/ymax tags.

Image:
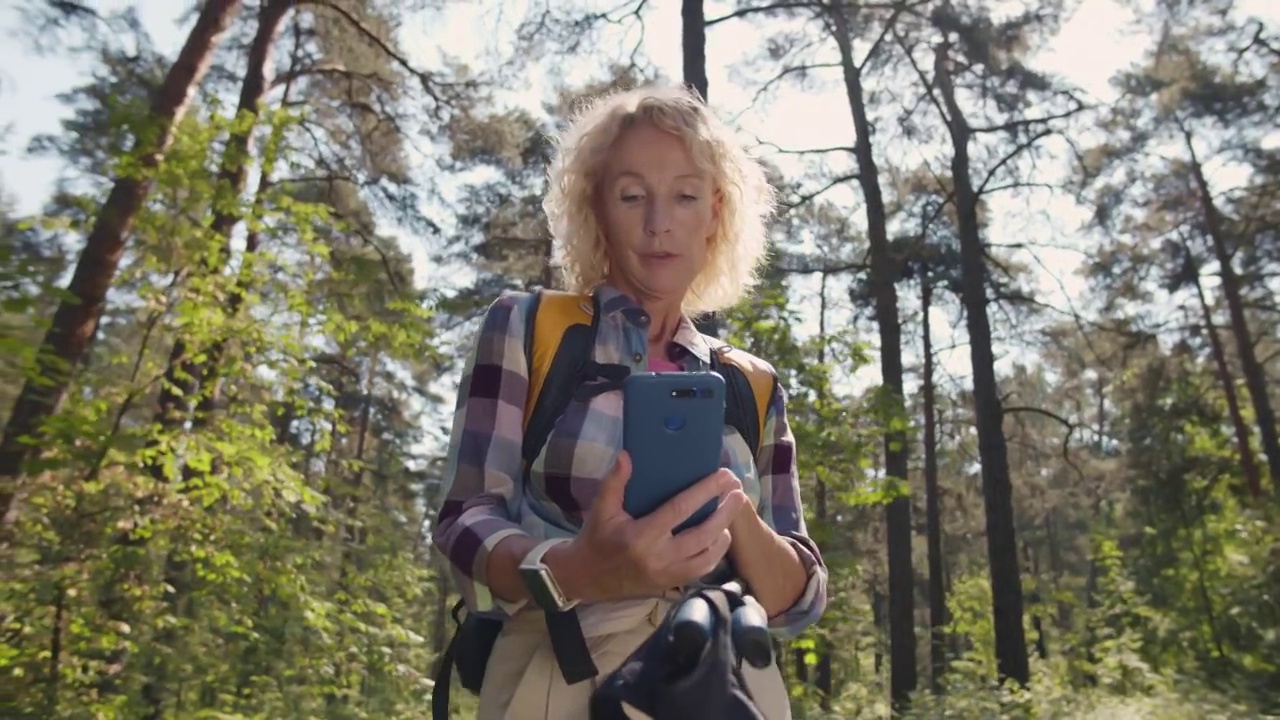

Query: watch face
<box><xmin>521</xmin><ymin>566</ymin><xmax>565</xmax><ymax>610</ymax></box>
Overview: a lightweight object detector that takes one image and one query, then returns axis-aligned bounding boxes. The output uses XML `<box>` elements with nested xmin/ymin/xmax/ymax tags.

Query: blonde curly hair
<box><xmin>542</xmin><ymin>83</ymin><xmax>776</xmax><ymax>315</ymax></box>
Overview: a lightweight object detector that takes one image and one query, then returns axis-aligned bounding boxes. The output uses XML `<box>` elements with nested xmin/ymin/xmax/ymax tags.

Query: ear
<box><xmin>709</xmin><ymin>186</ymin><xmax>725</xmax><ymax>239</ymax></box>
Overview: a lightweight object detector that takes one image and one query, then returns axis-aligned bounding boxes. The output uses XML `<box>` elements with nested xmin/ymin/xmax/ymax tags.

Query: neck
<box><xmin>605</xmin><ymin>276</ymin><xmax>685</xmax><ymax>346</ymax></box>
<box><xmin>645</xmin><ymin>301</ymin><xmax>683</xmax><ymax>346</ymax></box>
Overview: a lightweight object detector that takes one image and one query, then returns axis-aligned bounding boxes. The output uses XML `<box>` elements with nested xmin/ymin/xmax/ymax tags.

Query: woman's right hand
<box><xmin>555</xmin><ymin>451</ymin><xmax>748</xmax><ymax>603</ymax></box>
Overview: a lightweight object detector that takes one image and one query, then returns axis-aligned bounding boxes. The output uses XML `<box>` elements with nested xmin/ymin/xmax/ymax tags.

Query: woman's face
<box><xmin>596</xmin><ymin>121</ymin><xmax>720</xmax><ymax>306</ymax></box>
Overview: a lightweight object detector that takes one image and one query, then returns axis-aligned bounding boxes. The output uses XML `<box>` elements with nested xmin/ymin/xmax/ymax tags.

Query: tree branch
<box><xmin>741</xmin><ymin>62</ymin><xmax>842</xmax><ymax>114</ymax></box>
<box><xmin>705</xmin><ymin>1</ymin><xmax>818</xmax><ymax>27</ymax></box>
<box><xmin>976</xmin><ymin>128</ymin><xmax>1056</xmax><ymax>196</ymax></box>
<box><xmin>751</xmin><ymin>138</ymin><xmax>855</xmax><ymax>156</ymax></box>
<box><xmin>779</xmin><ymin>172</ymin><xmax>860</xmax><ymax>214</ymax></box>
<box><xmin>892</xmin><ymin>26</ymin><xmax>950</xmax><ymax>128</ymax></box>
<box><xmin>270</xmin><ymin>63</ymin><xmax>391</xmax><ymax>90</ymax></box>
<box><xmin>854</xmin><ymin>0</ymin><xmax>930</xmax><ymax>73</ymax></box>
<box><xmin>1002</xmin><ymin>405</ymin><xmax>1084</xmax><ymax>479</ymax></box>
<box><xmin>777</xmin><ymin>258</ymin><xmax>869</xmax><ymax>274</ymax></box>
<box><xmin>297</xmin><ymin>0</ymin><xmax>469</xmax><ymax>111</ymax></box>
<box><xmin>971</xmin><ymin>105</ymin><xmax>1088</xmax><ymax>135</ymax></box>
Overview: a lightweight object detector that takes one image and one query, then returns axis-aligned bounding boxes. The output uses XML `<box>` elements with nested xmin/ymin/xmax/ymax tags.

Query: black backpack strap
<box><xmin>432</xmin><ymin>597</ymin><xmax>505</xmax><ymax>719</ymax></box>
<box><xmin>522</xmin><ymin>291</ymin><xmax>619</xmax><ymax>468</ymax></box>
<box><xmin>519</xmin><ymin>290</ymin><xmax>623</xmax><ymax>686</ymax></box>
<box><xmin>434</xmin><ymin>291</ymin><xmax>627</xmax><ymax>717</ymax></box>
<box><xmin>712</xmin><ymin>352</ymin><xmax>761</xmax><ymax>456</ymax></box>
<box><xmin>431</xmin><ymin>627</ymin><xmax>457</xmax><ymax>719</ymax></box>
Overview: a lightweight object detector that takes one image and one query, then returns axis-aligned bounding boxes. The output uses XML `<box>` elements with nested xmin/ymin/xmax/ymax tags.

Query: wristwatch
<box><xmin>519</xmin><ymin>538</ymin><xmax>578</xmax><ymax>613</ymax></box>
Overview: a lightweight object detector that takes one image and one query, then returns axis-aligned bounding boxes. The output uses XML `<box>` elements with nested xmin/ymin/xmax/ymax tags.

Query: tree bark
<box><xmin>0</xmin><ymin>0</ymin><xmax>244</xmax><ymax>525</ymax></box>
<box><xmin>1186</xmin><ymin>241</ymin><xmax>1263</xmax><ymax>498</ymax></box>
<box><xmin>829</xmin><ymin>4</ymin><xmax>917</xmax><ymax>710</ymax></box>
<box><xmin>813</xmin><ymin>271</ymin><xmax>833</xmax><ymax>708</ymax></box>
<box><xmin>681</xmin><ymin>0</ymin><xmax>708</xmax><ymax>102</ymax></box>
<box><xmin>1183</xmin><ymin>128</ymin><xmax>1279</xmax><ymax>493</ymax></box>
<box><xmin>150</xmin><ymin>0</ymin><xmax>293</xmax><ymax>449</ymax></box>
<box><xmin>681</xmin><ymin>0</ymin><xmax>720</xmax><ymax>338</ymax></box>
<box><xmin>922</xmin><ymin>263</ymin><xmax>948</xmax><ymax>692</ymax></box>
<box><xmin>934</xmin><ymin>42</ymin><xmax>1030</xmax><ymax>687</ymax></box>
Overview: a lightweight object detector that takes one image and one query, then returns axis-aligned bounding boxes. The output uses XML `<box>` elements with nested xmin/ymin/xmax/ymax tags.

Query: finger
<box><xmin>671</xmin><ymin>529</ymin><xmax>732</xmax><ymax>581</ymax></box>
<box><xmin>668</xmin><ymin>489</ymin><xmax>748</xmax><ymax>558</ymax></box>
<box><xmin>592</xmin><ymin>451</ymin><xmax>632</xmax><ymax>518</ymax></box>
<box><xmin>643</xmin><ymin>469</ymin><xmax>740</xmax><ymax>536</ymax></box>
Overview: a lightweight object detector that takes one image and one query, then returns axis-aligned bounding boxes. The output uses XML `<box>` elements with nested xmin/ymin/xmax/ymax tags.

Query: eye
<box><xmin>620</xmin><ymin>193</ymin><xmax>644</xmax><ymax>202</ymax></box>
<box><xmin>679</xmin><ymin>193</ymin><xmax>699</xmax><ymax>202</ymax></box>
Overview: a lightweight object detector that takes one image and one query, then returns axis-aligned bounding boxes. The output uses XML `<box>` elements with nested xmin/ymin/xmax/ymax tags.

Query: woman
<box><xmin>432</xmin><ymin>83</ymin><xmax>827</xmax><ymax>720</ymax></box>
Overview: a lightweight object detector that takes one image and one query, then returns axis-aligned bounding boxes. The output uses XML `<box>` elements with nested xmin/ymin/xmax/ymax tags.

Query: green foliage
<box><xmin>3</xmin><ymin>1</ymin><xmax>1279</xmax><ymax>719</ymax></box>
<box><xmin>1</xmin><ymin>75</ymin><xmax>445</xmax><ymax>720</ymax></box>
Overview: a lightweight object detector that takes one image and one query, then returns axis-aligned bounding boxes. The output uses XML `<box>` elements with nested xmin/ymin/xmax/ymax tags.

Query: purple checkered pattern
<box><xmin>431</xmin><ymin>284</ymin><xmax>828</xmax><ymax>638</ymax></box>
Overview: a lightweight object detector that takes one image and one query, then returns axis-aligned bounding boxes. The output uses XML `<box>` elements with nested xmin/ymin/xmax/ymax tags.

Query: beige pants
<box><xmin>477</xmin><ymin>599</ymin><xmax>791</xmax><ymax>720</ymax></box>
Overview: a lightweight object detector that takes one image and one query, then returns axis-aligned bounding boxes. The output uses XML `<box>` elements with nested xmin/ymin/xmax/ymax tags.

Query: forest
<box><xmin>0</xmin><ymin>0</ymin><xmax>1277</xmax><ymax>718</ymax></box>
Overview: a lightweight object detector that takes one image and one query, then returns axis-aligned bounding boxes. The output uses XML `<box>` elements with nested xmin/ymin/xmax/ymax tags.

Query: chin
<box><xmin>637</xmin><ymin>277</ymin><xmax>695</xmax><ymax>302</ymax></box>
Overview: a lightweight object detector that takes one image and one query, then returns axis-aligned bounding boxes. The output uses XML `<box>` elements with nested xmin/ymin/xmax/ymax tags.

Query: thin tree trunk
<box><xmin>829</xmin><ymin>4</ymin><xmax>917</xmax><ymax>710</ymax></box>
<box><xmin>813</xmin><ymin>271</ymin><xmax>833</xmax><ymax>709</ymax></box>
<box><xmin>1187</xmin><ymin>243</ymin><xmax>1262</xmax><ymax>498</ymax></box>
<box><xmin>193</xmin><ymin>20</ymin><xmax>303</xmax><ymax>420</ymax></box>
<box><xmin>149</xmin><ymin>0</ymin><xmax>293</xmax><ymax>453</ymax></box>
<box><xmin>871</xmin><ymin>586</ymin><xmax>886</xmax><ymax>677</ymax></box>
<box><xmin>0</xmin><ymin>0</ymin><xmax>243</xmax><ymax>525</ymax></box>
<box><xmin>1182</xmin><ymin>126</ymin><xmax>1279</xmax><ymax>493</ymax></box>
<box><xmin>681</xmin><ymin>0</ymin><xmax>719</xmax><ymax>338</ymax></box>
<box><xmin>922</xmin><ymin>263</ymin><xmax>948</xmax><ymax>692</ymax></box>
<box><xmin>934</xmin><ymin>41</ymin><xmax>1030</xmax><ymax>687</ymax></box>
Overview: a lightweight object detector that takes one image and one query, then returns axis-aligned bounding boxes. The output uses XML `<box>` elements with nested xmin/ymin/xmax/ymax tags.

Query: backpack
<box><xmin>431</xmin><ymin>289</ymin><xmax>778</xmax><ymax>720</ymax></box>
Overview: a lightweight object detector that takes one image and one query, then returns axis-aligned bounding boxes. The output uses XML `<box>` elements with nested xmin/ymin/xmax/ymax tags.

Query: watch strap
<box><xmin>519</xmin><ymin>538</ymin><xmax>578</xmax><ymax>612</ymax></box>
<box><xmin>522</xmin><ymin>537</ymin><xmax>571</xmax><ymax>568</ymax></box>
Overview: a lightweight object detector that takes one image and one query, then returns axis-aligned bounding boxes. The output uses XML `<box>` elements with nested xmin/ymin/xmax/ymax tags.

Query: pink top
<box><xmin>647</xmin><ymin>357</ymin><xmax>682</xmax><ymax>373</ymax></box>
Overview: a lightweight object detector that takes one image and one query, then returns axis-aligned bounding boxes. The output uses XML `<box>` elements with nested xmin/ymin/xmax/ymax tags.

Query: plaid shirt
<box><xmin>431</xmin><ymin>284</ymin><xmax>827</xmax><ymax>638</ymax></box>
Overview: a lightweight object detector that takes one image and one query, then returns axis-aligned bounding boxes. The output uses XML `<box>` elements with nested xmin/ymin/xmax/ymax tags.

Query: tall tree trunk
<box><xmin>193</xmin><ymin>22</ymin><xmax>303</xmax><ymax>420</ymax></box>
<box><xmin>149</xmin><ymin>0</ymin><xmax>293</xmax><ymax>451</ymax></box>
<box><xmin>934</xmin><ymin>41</ymin><xmax>1030</xmax><ymax>687</ymax></box>
<box><xmin>813</xmin><ymin>271</ymin><xmax>833</xmax><ymax>708</ymax></box>
<box><xmin>1182</xmin><ymin>126</ymin><xmax>1280</xmax><ymax>492</ymax></box>
<box><xmin>681</xmin><ymin>0</ymin><xmax>719</xmax><ymax>338</ymax></box>
<box><xmin>1186</xmin><ymin>241</ymin><xmax>1263</xmax><ymax>498</ymax></box>
<box><xmin>921</xmin><ymin>263</ymin><xmax>948</xmax><ymax>692</ymax></box>
<box><xmin>681</xmin><ymin>0</ymin><xmax>708</xmax><ymax>102</ymax></box>
<box><xmin>0</xmin><ymin>0</ymin><xmax>243</xmax><ymax>525</ymax></box>
<box><xmin>829</xmin><ymin>4</ymin><xmax>917</xmax><ymax>710</ymax></box>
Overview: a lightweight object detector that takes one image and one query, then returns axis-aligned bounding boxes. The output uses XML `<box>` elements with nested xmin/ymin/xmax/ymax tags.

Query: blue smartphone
<box><xmin>622</xmin><ymin>371</ymin><xmax>726</xmax><ymax>534</ymax></box>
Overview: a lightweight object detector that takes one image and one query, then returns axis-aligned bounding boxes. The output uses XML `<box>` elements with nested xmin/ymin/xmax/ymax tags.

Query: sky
<box><xmin>0</xmin><ymin>0</ymin><xmax>1274</xmax><ymax>400</ymax></box>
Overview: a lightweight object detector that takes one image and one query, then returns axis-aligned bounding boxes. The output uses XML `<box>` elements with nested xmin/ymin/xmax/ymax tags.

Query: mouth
<box><xmin>641</xmin><ymin>252</ymin><xmax>680</xmax><ymax>261</ymax></box>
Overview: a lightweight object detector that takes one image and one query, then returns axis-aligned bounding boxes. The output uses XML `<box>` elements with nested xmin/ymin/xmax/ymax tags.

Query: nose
<box><xmin>644</xmin><ymin>196</ymin><xmax>672</xmax><ymax>236</ymax></box>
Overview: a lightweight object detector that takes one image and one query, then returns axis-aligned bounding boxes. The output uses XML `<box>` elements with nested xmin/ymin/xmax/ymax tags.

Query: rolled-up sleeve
<box><xmin>755</xmin><ymin>381</ymin><xmax>828</xmax><ymax>638</ymax></box>
<box><xmin>431</xmin><ymin>293</ymin><xmax>532</xmax><ymax>619</ymax></box>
